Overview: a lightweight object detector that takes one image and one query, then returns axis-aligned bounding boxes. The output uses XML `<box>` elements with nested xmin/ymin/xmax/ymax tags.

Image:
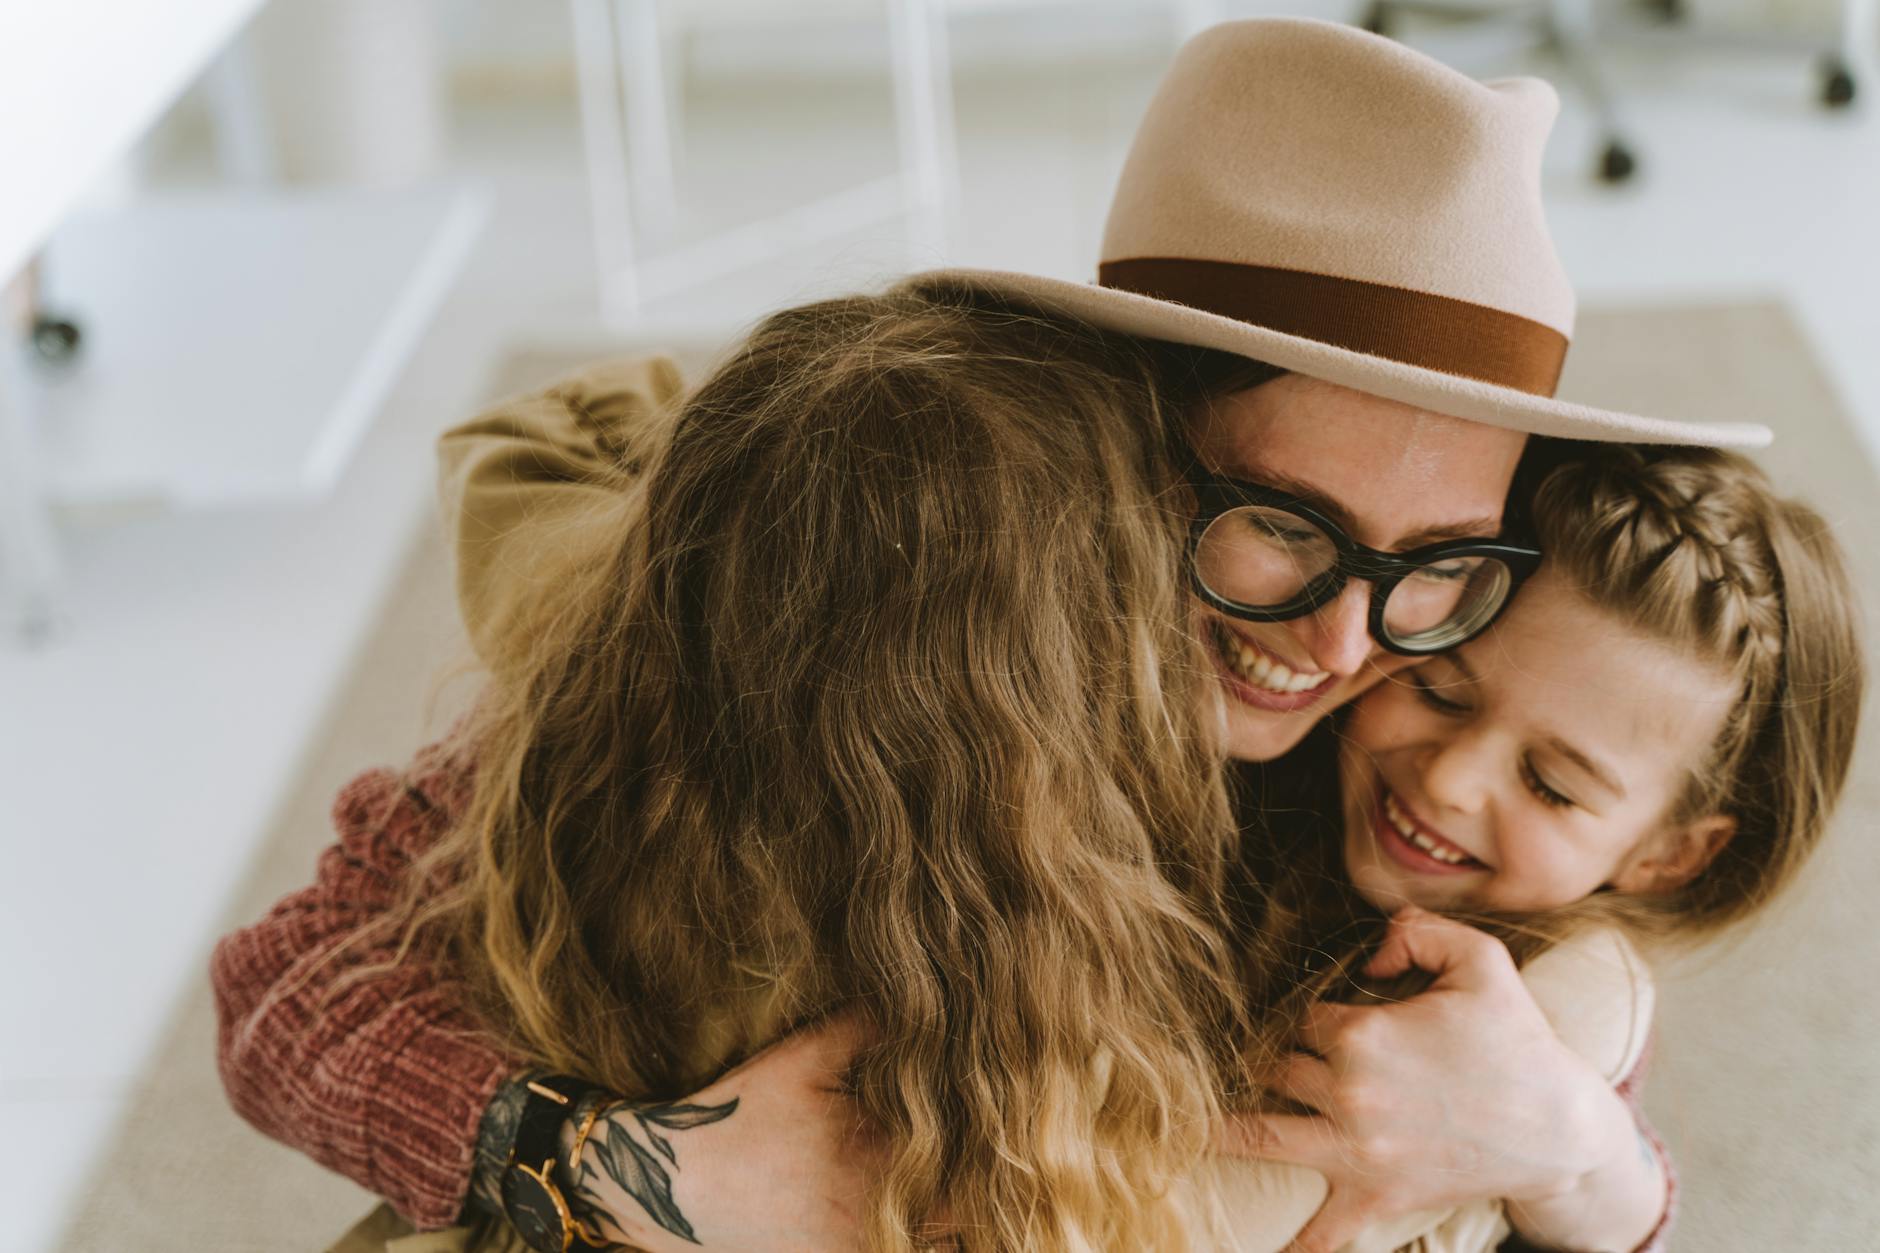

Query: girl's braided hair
<box><xmin>1247</xmin><ymin>442</ymin><xmax>1866</xmax><ymax>1029</ymax></box>
<box><xmin>1523</xmin><ymin>442</ymin><xmax>1864</xmax><ymax>938</ymax></box>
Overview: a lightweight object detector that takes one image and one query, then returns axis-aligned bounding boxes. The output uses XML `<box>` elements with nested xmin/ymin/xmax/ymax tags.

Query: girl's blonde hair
<box><xmin>1243</xmin><ymin>442</ymin><xmax>1865</xmax><ymax>1019</ymax></box>
<box><xmin>393</xmin><ymin>277</ymin><xmax>1265</xmax><ymax>1250</ymax></box>
<box><xmin>1520</xmin><ymin>442</ymin><xmax>1865</xmax><ymax>940</ymax></box>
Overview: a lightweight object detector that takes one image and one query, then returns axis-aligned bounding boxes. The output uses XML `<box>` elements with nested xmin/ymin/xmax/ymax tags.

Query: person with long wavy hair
<box><xmin>342</xmin><ymin>277</ymin><xmax>1277</xmax><ymax>1251</ymax></box>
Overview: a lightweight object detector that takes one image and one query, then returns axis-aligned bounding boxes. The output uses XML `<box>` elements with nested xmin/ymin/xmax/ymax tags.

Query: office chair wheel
<box><xmin>1360</xmin><ymin>2</ymin><xmax>1392</xmax><ymax>37</ymax></box>
<box><xmin>1820</xmin><ymin>60</ymin><xmax>1856</xmax><ymax>108</ymax></box>
<box><xmin>1596</xmin><ymin>141</ymin><xmax>1637</xmax><ymax>184</ymax></box>
<box><xmin>29</xmin><ymin>315</ymin><xmax>83</xmax><ymax>366</ymax></box>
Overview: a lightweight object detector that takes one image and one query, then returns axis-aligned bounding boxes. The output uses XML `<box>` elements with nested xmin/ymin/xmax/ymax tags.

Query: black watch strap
<box><xmin>502</xmin><ymin>1074</ymin><xmax>607</xmax><ymax>1252</ymax></box>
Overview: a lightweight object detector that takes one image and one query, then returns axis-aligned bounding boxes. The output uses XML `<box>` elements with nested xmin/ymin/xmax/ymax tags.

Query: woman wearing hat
<box><xmin>213</xmin><ymin>18</ymin><xmax>1762</xmax><ymax>1252</ymax></box>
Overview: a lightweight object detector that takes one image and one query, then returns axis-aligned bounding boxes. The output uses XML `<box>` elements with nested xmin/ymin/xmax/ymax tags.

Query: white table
<box><xmin>0</xmin><ymin>2</ymin><xmax>271</xmax><ymax>287</ymax></box>
<box><xmin>0</xmin><ymin>3</ymin><xmax>484</xmax><ymax>641</ymax></box>
<box><xmin>1</xmin><ymin>2</ymin><xmax>259</xmax><ymax>637</ymax></box>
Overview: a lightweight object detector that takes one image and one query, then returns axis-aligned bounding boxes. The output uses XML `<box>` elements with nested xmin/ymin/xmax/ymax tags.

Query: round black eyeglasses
<box><xmin>1186</xmin><ymin>468</ymin><xmax>1541</xmax><ymax>656</ymax></box>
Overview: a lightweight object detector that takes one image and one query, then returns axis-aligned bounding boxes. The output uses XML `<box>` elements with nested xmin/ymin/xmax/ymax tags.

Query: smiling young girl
<box><xmin>1250</xmin><ymin>442</ymin><xmax>1865</xmax><ymax>1251</ymax></box>
<box><xmin>1344</xmin><ymin>442</ymin><xmax>1862</xmax><ymax>936</ymax></box>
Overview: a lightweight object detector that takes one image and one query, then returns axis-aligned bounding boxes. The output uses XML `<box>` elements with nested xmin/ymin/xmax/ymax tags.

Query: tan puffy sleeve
<box><xmin>438</xmin><ymin>355</ymin><xmax>687</xmax><ymax>669</ymax></box>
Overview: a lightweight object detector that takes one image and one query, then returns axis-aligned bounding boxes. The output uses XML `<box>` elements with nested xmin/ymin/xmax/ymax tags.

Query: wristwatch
<box><xmin>501</xmin><ymin>1075</ymin><xmax>609</xmax><ymax>1253</ymax></box>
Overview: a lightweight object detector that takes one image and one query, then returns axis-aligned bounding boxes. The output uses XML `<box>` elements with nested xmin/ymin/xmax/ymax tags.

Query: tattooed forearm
<box><xmin>571</xmin><ymin>1097</ymin><xmax>741</xmax><ymax>1246</ymax></box>
<box><xmin>470</xmin><ymin>1075</ymin><xmax>741</xmax><ymax>1246</ymax></box>
<box><xmin>468</xmin><ymin>1074</ymin><xmax>536</xmax><ymax>1218</ymax></box>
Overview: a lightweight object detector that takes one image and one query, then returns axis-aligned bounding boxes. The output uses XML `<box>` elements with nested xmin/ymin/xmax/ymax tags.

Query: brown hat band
<box><xmin>1099</xmin><ymin>258</ymin><xmax>1569</xmax><ymax>396</ymax></box>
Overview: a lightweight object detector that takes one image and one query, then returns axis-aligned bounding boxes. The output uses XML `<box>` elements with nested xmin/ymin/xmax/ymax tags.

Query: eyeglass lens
<box><xmin>1193</xmin><ymin>506</ymin><xmax>1515</xmax><ymax>649</ymax></box>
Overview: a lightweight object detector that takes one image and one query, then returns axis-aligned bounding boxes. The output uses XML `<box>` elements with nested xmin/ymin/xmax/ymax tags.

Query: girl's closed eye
<box><xmin>1341</xmin><ymin>444</ymin><xmax>1860</xmax><ymax>942</ymax></box>
<box><xmin>1520</xmin><ymin>758</ymin><xmax>1576</xmax><ymax>810</ymax></box>
<box><xmin>1409</xmin><ymin>667</ymin><xmax>1471</xmax><ymax>715</ymax></box>
<box><xmin>1403</xmin><ymin>660</ymin><xmax>1578</xmax><ymax>808</ymax></box>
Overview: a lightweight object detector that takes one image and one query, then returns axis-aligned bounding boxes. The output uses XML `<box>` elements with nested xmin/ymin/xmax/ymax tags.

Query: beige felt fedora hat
<box><xmin>933</xmin><ymin>17</ymin><xmax>1771</xmax><ymax>448</ymax></box>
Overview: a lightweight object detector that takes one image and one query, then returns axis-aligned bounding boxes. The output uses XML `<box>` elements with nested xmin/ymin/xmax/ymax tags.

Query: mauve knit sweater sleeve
<box><xmin>210</xmin><ymin>748</ymin><xmax>513</xmax><ymax>1228</ymax></box>
<box><xmin>209</xmin><ymin>357</ymin><xmax>688</xmax><ymax>1227</ymax></box>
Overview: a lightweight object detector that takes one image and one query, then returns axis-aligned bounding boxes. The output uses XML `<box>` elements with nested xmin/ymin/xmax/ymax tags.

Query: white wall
<box><xmin>437</xmin><ymin>0</ymin><xmax>1360</xmax><ymax>94</ymax></box>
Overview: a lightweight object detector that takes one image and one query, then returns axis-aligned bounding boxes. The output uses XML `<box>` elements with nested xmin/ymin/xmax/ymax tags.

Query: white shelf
<box><xmin>26</xmin><ymin>186</ymin><xmax>488</xmax><ymax>508</ymax></box>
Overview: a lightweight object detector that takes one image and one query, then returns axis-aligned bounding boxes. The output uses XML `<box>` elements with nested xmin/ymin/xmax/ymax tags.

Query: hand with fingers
<box><xmin>563</xmin><ymin>1014</ymin><xmax>885</xmax><ymax>1252</ymax></box>
<box><xmin>1218</xmin><ymin>907</ymin><xmax>1667</xmax><ymax>1253</ymax></box>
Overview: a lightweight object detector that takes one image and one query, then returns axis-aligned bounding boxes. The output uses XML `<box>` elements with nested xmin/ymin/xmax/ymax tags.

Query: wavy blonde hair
<box><xmin>395</xmin><ymin>278</ymin><xmax>1269</xmax><ymax>1250</ymax></box>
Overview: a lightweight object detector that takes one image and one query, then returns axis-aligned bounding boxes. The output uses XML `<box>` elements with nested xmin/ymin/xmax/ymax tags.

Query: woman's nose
<box><xmin>1300</xmin><ymin>580</ymin><xmax>1374</xmax><ymax>675</ymax></box>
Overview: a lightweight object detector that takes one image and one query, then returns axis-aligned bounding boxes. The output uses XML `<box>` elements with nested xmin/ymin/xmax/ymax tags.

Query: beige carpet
<box><xmin>57</xmin><ymin>307</ymin><xmax>1880</xmax><ymax>1250</ymax></box>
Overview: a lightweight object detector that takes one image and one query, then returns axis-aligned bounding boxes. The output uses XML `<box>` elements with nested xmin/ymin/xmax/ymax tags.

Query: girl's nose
<box><xmin>1418</xmin><ymin>731</ymin><xmax>1492</xmax><ymax>817</ymax></box>
<box><xmin>1300</xmin><ymin>580</ymin><xmax>1374</xmax><ymax>676</ymax></box>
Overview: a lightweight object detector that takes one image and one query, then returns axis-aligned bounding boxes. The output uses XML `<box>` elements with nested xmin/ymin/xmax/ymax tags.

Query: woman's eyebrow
<box><xmin>1399</xmin><ymin>516</ymin><xmax>1508</xmax><ymax>547</ymax></box>
<box><xmin>1241</xmin><ymin>467</ymin><xmax>1501</xmax><ymax>547</ymax></box>
<box><xmin>1236</xmin><ymin>467</ymin><xmax>1357</xmax><ymax>529</ymax></box>
<box><xmin>1542</xmin><ymin>736</ymin><xmax>1627</xmax><ymax>799</ymax></box>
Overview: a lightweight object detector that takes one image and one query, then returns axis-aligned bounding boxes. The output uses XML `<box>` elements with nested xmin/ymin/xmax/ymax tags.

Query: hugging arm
<box><xmin>210</xmin><ymin>746</ymin><xmax>518</xmax><ymax>1228</ymax></box>
<box><xmin>1221</xmin><ymin>908</ymin><xmax>1674</xmax><ymax>1253</ymax></box>
<box><xmin>211</xmin><ymin>741</ymin><xmax>876</xmax><ymax>1248</ymax></box>
<box><xmin>211</xmin><ymin>357</ymin><xmax>687</xmax><ymax>1227</ymax></box>
<box><xmin>1500</xmin><ymin>1050</ymin><xmax>1674</xmax><ymax>1253</ymax></box>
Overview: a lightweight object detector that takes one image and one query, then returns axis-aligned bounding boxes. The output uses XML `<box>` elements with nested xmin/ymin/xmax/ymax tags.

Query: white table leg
<box><xmin>0</xmin><ymin>346</ymin><xmax>64</xmax><ymax>646</ymax></box>
<box><xmin>202</xmin><ymin>37</ymin><xmax>280</xmax><ymax>185</ymax></box>
<box><xmin>1545</xmin><ymin>0</ymin><xmax>1629</xmax><ymax>148</ymax></box>
<box><xmin>1841</xmin><ymin>0</ymin><xmax>1875</xmax><ymax>74</ymax></box>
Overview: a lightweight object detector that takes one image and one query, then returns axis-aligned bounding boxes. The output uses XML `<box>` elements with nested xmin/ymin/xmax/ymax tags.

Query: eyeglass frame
<box><xmin>1184</xmin><ymin>466</ymin><xmax>1543</xmax><ymax>656</ymax></box>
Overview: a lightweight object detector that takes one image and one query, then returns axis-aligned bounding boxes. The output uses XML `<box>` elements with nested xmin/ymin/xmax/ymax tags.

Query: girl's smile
<box><xmin>1370</xmin><ymin>783</ymin><xmax>1488</xmax><ymax>875</ymax></box>
<box><xmin>1339</xmin><ymin>570</ymin><xmax>1740</xmax><ymax>915</ymax></box>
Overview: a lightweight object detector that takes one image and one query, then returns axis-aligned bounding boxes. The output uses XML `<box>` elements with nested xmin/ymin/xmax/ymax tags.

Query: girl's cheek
<box><xmin>1347</xmin><ymin>683</ymin><xmax>1428</xmax><ymax>754</ymax></box>
<box><xmin>1497</xmin><ymin>827</ymin><xmax>1591</xmax><ymax>909</ymax></box>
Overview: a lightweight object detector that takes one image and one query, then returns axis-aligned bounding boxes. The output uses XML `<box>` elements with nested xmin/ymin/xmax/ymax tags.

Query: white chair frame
<box><xmin>569</xmin><ymin>0</ymin><xmax>962</xmax><ymax>324</ymax></box>
<box><xmin>567</xmin><ymin>0</ymin><xmax>1225</xmax><ymax>323</ymax></box>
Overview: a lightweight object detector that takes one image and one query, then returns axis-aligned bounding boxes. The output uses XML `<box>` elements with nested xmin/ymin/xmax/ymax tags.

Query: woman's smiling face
<box><xmin>1189</xmin><ymin>375</ymin><xmax>1527</xmax><ymax>763</ymax></box>
<box><xmin>1338</xmin><ymin>569</ymin><xmax>1740</xmax><ymax>914</ymax></box>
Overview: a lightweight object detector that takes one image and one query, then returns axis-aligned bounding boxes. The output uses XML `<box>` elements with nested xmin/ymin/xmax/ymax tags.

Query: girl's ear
<box><xmin>1612</xmin><ymin>815</ymin><xmax>1738</xmax><ymax>895</ymax></box>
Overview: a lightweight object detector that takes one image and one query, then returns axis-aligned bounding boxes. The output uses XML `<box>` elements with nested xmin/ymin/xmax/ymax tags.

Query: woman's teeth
<box><xmin>1215</xmin><ymin>623</ymin><xmax>1330</xmax><ymax>693</ymax></box>
<box><xmin>1383</xmin><ymin>791</ymin><xmax>1476</xmax><ymax>866</ymax></box>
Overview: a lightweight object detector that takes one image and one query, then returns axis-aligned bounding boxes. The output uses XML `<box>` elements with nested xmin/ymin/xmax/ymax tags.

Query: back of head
<box><xmin>440</xmin><ymin>278</ymin><xmax>1250</xmax><ymax>1249</ymax></box>
<box><xmin>1527</xmin><ymin>444</ymin><xmax>1865</xmax><ymax>940</ymax></box>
